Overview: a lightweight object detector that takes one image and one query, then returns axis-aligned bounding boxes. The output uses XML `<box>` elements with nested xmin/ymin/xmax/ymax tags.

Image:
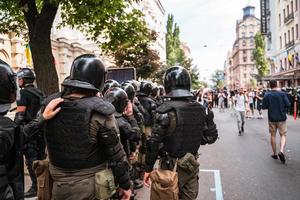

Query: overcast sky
<box><xmin>163</xmin><ymin>0</ymin><xmax>260</xmax><ymax>82</ymax></box>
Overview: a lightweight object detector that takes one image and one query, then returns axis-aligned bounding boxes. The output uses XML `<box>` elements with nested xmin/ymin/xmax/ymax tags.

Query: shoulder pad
<box><xmin>156</xmin><ymin>102</ymin><xmax>174</xmax><ymax>114</ymax></box>
<box><xmin>0</xmin><ymin>116</ymin><xmax>17</xmax><ymax>129</ymax></box>
<box><xmin>91</xmin><ymin>97</ymin><xmax>115</xmax><ymax>116</ymax></box>
<box><xmin>43</xmin><ymin>92</ymin><xmax>62</xmax><ymax>106</ymax></box>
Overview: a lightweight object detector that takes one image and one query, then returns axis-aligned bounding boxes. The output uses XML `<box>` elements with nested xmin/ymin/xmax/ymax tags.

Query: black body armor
<box><xmin>137</xmin><ymin>96</ymin><xmax>156</xmax><ymax>126</ymax></box>
<box><xmin>0</xmin><ymin>116</ymin><xmax>24</xmax><ymax>199</ymax></box>
<box><xmin>115</xmin><ymin>114</ymin><xmax>140</xmax><ymax>157</ymax></box>
<box><xmin>45</xmin><ymin>93</ymin><xmax>114</xmax><ymax>169</ymax></box>
<box><xmin>22</xmin><ymin>86</ymin><xmax>44</xmax><ymax>123</ymax></box>
<box><xmin>158</xmin><ymin>101</ymin><xmax>206</xmax><ymax>158</ymax></box>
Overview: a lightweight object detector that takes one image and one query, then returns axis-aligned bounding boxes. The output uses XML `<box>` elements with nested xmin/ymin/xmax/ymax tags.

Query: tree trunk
<box><xmin>30</xmin><ymin>34</ymin><xmax>59</xmax><ymax>95</ymax></box>
<box><xmin>23</xmin><ymin>1</ymin><xmax>59</xmax><ymax>96</ymax></box>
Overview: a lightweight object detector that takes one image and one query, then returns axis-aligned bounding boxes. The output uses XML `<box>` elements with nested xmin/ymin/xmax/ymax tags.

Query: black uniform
<box><xmin>145</xmin><ymin>66</ymin><xmax>218</xmax><ymax>200</ymax></box>
<box><xmin>0</xmin><ymin>117</ymin><xmax>24</xmax><ymax>200</ymax></box>
<box><xmin>15</xmin><ymin>84</ymin><xmax>45</xmax><ymax>195</ymax></box>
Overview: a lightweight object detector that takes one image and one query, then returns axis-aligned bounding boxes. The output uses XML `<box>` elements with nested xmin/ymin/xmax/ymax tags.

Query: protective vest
<box><xmin>158</xmin><ymin>101</ymin><xmax>206</xmax><ymax>158</ymax></box>
<box><xmin>137</xmin><ymin>96</ymin><xmax>156</xmax><ymax>126</ymax></box>
<box><xmin>0</xmin><ymin>116</ymin><xmax>24</xmax><ymax>197</ymax></box>
<box><xmin>45</xmin><ymin>93</ymin><xmax>115</xmax><ymax>169</ymax></box>
<box><xmin>23</xmin><ymin>86</ymin><xmax>44</xmax><ymax>123</ymax></box>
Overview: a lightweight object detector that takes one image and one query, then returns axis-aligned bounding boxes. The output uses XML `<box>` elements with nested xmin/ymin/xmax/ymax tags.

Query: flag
<box><xmin>25</xmin><ymin>44</ymin><xmax>32</xmax><ymax>66</ymax></box>
<box><xmin>294</xmin><ymin>100</ymin><xmax>298</xmax><ymax>120</ymax></box>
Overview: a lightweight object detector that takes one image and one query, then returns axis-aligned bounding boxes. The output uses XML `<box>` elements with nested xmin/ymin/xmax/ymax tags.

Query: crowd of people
<box><xmin>194</xmin><ymin>87</ymin><xmax>300</xmax><ymax>119</ymax></box>
<box><xmin>0</xmin><ymin>55</ymin><xmax>218</xmax><ymax>200</ymax></box>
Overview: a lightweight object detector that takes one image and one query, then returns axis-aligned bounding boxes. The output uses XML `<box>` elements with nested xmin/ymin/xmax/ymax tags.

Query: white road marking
<box><xmin>200</xmin><ymin>169</ymin><xmax>224</xmax><ymax>200</ymax></box>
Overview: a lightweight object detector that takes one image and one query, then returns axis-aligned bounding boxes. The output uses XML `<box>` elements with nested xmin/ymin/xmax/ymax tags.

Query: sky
<box><xmin>163</xmin><ymin>0</ymin><xmax>260</xmax><ymax>82</ymax></box>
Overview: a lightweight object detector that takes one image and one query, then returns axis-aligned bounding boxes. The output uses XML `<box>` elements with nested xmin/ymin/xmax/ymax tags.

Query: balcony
<box><xmin>284</xmin><ymin>12</ymin><xmax>294</xmax><ymax>24</ymax></box>
<box><xmin>285</xmin><ymin>40</ymin><xmax>295</xmax><ymax>49</ymax></box>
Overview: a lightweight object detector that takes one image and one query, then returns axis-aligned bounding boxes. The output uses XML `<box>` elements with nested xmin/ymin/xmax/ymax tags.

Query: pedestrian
<box><xmin>256</xmin><ymin>89</ymin><xmax>264</xmax><ymax>119</ymax></box>
<box><xmin>218</xmin><ymin>90</ymin><xmax>225</xmax><ymax>112</ymax></box>
<box><xmin>235</xmin><ymin>88</ymin><xmax>247</xmax><ymax>136</ymax></box>
<box><xmin>14</xmin><ymin>67</ymin><xmax>46</xmax><ymax>198</ymax></box>
<box><xmin>143</xmin><ymin>66</ymin><xmax>218</xmax><ymax>200</ymax></box>
<box><xmin>262</xmin><ymin>80</ymin><xmax>291</xmax><ymax>164</ymax></box>
<box><xmin>42</xmin><ymin>54</ymin><xmax>132</xmax><ymax>199</ymax></box>
<box><xmin>0</xmin><ymin>59</ymin><xmax>60</xmax><ymax>200</ymax></box>
<box><xmin>248</xmin><ymin>89</ymin><xmax>255</xmax><ymax>118</ymax></box>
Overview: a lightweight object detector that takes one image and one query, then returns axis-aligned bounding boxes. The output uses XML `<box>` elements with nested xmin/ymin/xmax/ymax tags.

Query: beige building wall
<box><xmin>230</xmin><ymin>6</ymin><xmax>260</xmax><ymax>89</ymax></box>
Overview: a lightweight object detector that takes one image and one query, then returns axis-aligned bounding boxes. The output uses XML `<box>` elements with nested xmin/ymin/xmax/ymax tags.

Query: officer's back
<box><xmin>42</xmin><ymin>54</ymin><xmax>132</xmax><ymax>200</ymax></box>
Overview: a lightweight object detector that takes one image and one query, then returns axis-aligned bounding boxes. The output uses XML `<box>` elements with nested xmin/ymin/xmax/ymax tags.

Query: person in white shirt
<box><xmin>235</xmin><ymin>88</ymin><xmax>248</xmax><ymax>136</ymax></box>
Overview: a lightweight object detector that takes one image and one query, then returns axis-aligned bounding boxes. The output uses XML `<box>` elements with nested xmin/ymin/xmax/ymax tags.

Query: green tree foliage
<box><xmin>211</xmin><ymin>69</ymin><xmax>225</xmax><ymax>89</ymax></box>
<box><xmin>253</xmin><ymin>32</ymin><xmax>269</xmax><ymax>78</ymax></box>
<box><xmin>0</xmin><ymin>0</ymin><xmax>148</xmax><ymax>95</ymax></box>
<box><xmin>112</xmin><ymin>31</ymin><xmax>161</xmax><ymax>79</ymax></box>
<box><xmin>166</xmin><ymin>14</ymin><xmax>185</xmax><ymax>66</ymax></box>
<box><xmin>165</xmin><ymin>14</ymin><xmax>201</xmax><ymax>89</ymax></box>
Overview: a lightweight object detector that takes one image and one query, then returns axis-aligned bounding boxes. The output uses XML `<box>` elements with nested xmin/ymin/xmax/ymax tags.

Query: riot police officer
<box><xmin>143</xmin><ymin>66</ymin><xmax>218</xmax><ymax>200</ymax></box>
<box><xmin>0</xmin><ymin>60</ymin><xmax>60</xmax><ymax>200</ymax></box>
<box><xmin>136</xmin><ymin>81</ymin><xmax>157</xmax><ymax>137</ymax></box>
<box><xmin>14</xmin><ymin>68</ymin><xmax>45</xmax><ymax>198</ymax></box>
<box><xmin>102</xmin><ymin>79</ymin><xmax>120</xmax><ymax>96</ymax></box>
<box><xmin>43</xmin><ymin>54</ymin><xmax>131</xmax><ymax>199</ymax></box>
<box><xmin>104</xmin><ymin>87</ymin><xmax>143</xmax><ymax>191</ymax></box>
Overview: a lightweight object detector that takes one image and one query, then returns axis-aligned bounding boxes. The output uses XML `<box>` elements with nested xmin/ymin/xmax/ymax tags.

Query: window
<box><xmin>242</xmin><ymin>32</ymin><xmax>246</xmax><ymax>38</ymax></box>
<box><xmin>243</xmin><ymin>57</ymin><xmax>247</xmax><ymax>62</ymax></box>
<box><xmin>250</xmin><ymin>39</ymin><xmax>254</xmax><ymax>46</ymax></box>
<box><xmin>292</xmin><ymin>27</ymin><xmax>295</xmax><ymax>40</ymax></box>
<box><xmin>242</xmin><ymin>40</ymin><xmax>246</xmax><ymax>46</ymax></box>
<box><xmin>288</xmin><ymin>30</ymin><xmax>291</xmax><ymax>42</ymax></box>
<box><xmin>279</xmin><ymin>14</ymin><xmax>281</xmax><ymax>26</ymax></box>
<box><xmin>296</xmin><ymin>0</ymin><xmax>298</xmax><ymax>11</ymax></box>
<box><xmin>296</xmin><ymin>24</ymin><xmax>299</xmax><ymax>39</ymax></box>
<box><xmin>287</xmin><ymin>5</ymin><xmax>290</xmax><ymax>15</ymax></box>
<box><xmin>284</xmin><ymin>9</ymin><xmax>286</xmax><ymax>18</ymax></box>
<box><xmin>284</xmin><ymin>58</ymin><xmax>287</xmax><ymax>70</ymax></box>
<box><xmin>291</xmin><ymin>1</ymin><xmax>294</xmax><ymax>13</ymax></box>
<box><xmin>280</xmin><ymin>36</ymin><xmax>282</xmax><ymax>48</ymax></box>
<box><xmin>243</xmin><ymin>50</ymin><xmax>246</xmax><ymax>54</ymax></box>
<box><xmin>284</xmin><ymin>33</ymin><xmax>287</xmax><ymax>44</ymax></box>
<box><xmin>244</xmin><ymin>74</ymin><xmax>247</xmax><ymax>78</ymax></box>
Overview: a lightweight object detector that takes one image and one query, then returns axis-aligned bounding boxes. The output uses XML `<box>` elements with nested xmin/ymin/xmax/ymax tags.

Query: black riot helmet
<box><xmin>104</xmin><ymin>87</ymin><xmax>128</xmax><ymax>114</ymax></box>
<box><xmin>139</xmin><ymin>81</ymin><xmax>153</xmax><ymax>96</ymax></box>
<box><xmin>164</xmin><ymin>66</ymin><xmax>193</xmax><ymax>98</ymax></box>
<box><xmin>151</xmin><ymin>85</ymin><xmax>159</xmax><ymax>98</ymax></box>
<box><xmin>102</xmin><ymin>79</ymin><xmax>120</xmax><ymax>95</ymax></box>
<box><xmin>0</xmin><ymin>59</ymin><xmax>17</xmax><ymax>110</ymax></box>
<box><xmin>61</xmin><ymin>54</ymin><xmax>107</xmax><ymax>92</ymax></box>
<box><xmin>17</xmin><ymin>67</ymin><xmax>35</xmax><ymax>83</ymax></box>
<box><xmin>121</xmin><ymin>83</ymin><xmax>135</xmax><ymax>102</ymax></box>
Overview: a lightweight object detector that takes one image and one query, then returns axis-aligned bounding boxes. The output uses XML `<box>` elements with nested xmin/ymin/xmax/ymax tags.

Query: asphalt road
<box><xmin>23</xmin><ymin>109</ymin><xmax>300</xmax><ymax>200</ymax></box>
<box><xmin>137</xmin><ymin>109</ymin><xmax>300</xmax><ymax>200</ymax></box>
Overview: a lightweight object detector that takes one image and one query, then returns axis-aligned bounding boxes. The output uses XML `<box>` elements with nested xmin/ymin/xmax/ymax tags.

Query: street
<box><xmin>23</xmin><ymin>109</ymin><xmax>300</xmax><ymax>200</ymax></box>
<box><xmin>137</xmin><ymin>109</ymin><xmax>300</xmax><ymax>200</ymax></box>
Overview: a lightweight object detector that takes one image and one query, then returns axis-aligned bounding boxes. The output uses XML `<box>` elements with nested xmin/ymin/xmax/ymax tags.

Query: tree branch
<box><xmin>19</xmin><ymin>0</ymin><xmax>38</xmax><ymax>31</ymax></box>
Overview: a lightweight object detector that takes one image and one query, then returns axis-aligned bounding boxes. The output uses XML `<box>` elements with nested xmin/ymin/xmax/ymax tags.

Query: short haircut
<box><xmin>269</xmin><ymin>80</ymin><xmax>277</xmax><ymax>89</ymax></box>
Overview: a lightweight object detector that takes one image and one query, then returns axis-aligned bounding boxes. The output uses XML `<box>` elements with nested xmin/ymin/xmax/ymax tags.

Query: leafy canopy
<box><xmin>253</xmin><ymin>32</ymin><xmax>269</xmax><ymax>77</ymax></box>
<box><xmin>0</xmin><ymin>0</ymin><xmax>149</xmax><ymax>56</ymax></box>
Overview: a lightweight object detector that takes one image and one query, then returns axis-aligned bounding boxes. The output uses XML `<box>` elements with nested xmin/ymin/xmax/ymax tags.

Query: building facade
<box><xmin>224</xmin><ymin>51</ymin><xmax>233</xmax><ymax>90</ymax></box>
<box><xmin>263</xmin><ymin>0</ymin><xmax>300</xmax><ymax>87</ymax></box>
<box><xmin>0</xmin><ymin>0</ymin><xmax>166</xmax><ymax>84</ymax></box>
<box><xmin>135</xmin><ymin>0</ymin><xmax>166</xmax><ymax>63</ymax></box>
<box><xmin>228</xmin><ymin>6</ymin><xmax>260</xmax><ymax>90</ymax></box>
